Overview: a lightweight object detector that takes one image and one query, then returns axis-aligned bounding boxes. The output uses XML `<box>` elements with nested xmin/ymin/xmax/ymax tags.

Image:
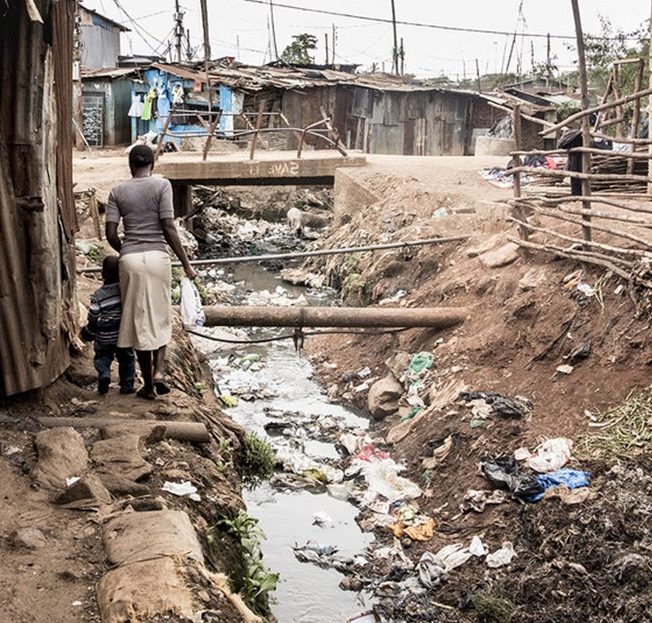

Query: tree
<box><xmin>280</xmin><ymin>33</ymin><xmax>318</xmax><ymax>65</ymax></box>
<box><xmin>563</xmin><ymin>16</ymin><xmax>648</xmax><ymax>99</ymax></box>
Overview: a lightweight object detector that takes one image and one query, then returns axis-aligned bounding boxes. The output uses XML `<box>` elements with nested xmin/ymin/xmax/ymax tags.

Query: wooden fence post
<box><xmin>570</xmin><ymin>0</ymin><xmax>593</xmax><ymax>242</ymax></box>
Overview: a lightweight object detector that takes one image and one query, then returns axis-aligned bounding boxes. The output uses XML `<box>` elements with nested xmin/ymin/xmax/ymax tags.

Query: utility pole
<box><xmin>332</xmin><ymin>24</ymin><xmax>336</xmax><ymax>64</ymax></box>
<box><xmin>186</xmin><ymin>28</ymin><xmax>193</xmax><ymax>62</ymax></box>
<box><xmin>546</xmin><ymin>32</ymin><xmax>552</xmax><ymax>84</ymax></box>
<box><xmin>174</xmin><ymin>0</ymin><xmax>183</xmax><ymax>63</ymax></box>
<box><xmin>400</xmin><ymin>37</ymin><xmax>405</xmax><ymax>74</ymax></box>
<box><xmin>475</xmin><ymin>58</ymin><xmax>481</xmax><ymax>92</ymax></box>
<box><xmin>390</xmin><ymin>0</ymin><xmax>399</xmax><ymax>74</ymax></box>
<box><xmin>199</xmin><ymin>0</ymin><xmax>212</xmax><ymax>112</ymax></box>
<box><xmin>325</xmin><ymin>33</ymin><xmax>329</xmax><ymax>65</ymax></box>
<box><xmin>269</xmin><ymin>0</ymin><xmax>279</xmax><ymax>60</ymax></box>
<box><xmin>570</xmin><ymin>0</ymin><xmax>592</xmax><ymax>241</ymax></box>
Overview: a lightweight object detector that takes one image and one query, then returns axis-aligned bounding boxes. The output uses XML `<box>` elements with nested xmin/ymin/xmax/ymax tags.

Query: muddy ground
<box><xmin>301</xmin><ymin>163</ymin><xmax>652</xmax><ymax>622</ymax></box>
<box><xmin>5</xmin><ymin>151</ymin><xmax>652</xmax><ymax>623</ymax></box>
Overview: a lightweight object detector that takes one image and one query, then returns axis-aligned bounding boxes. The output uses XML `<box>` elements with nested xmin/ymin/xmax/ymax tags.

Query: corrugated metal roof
<box><xmin>79</xmin><ymin>4</ymin><xmax>130</xmax><ymax>32</ymax></box>
<box><xmin>81</xmin><ymin>66</ymin><xmax>141</xmax><ymax>79</ymax></box>
<box><xmin>81</xmin><ymin>61</ymin><xmax>491</xmax><ymax>98</ymax></box>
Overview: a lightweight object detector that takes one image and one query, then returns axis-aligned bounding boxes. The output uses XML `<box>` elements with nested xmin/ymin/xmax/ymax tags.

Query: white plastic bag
<box><xmin>179</xmin><ymin>277</ymin><xmax>205</xmax><ymax>328</ymax></box>
<box><xmin>528</xmin><ymin>437</ymin><xmax>573</xmax><ymax>473</ymax></box>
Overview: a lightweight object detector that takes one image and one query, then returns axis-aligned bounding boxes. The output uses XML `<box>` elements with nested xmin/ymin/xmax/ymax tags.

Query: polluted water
<box><xmin>191</xmin><ymin>262</ymin><xmax>376</xmax><ymax>623</ymax></box>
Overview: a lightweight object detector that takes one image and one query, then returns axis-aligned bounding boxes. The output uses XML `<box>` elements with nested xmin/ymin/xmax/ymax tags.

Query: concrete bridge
<box><xmin>155</xmin><ymin>150</ymin><xmax>366</xmax><ymax>216</ymax></box>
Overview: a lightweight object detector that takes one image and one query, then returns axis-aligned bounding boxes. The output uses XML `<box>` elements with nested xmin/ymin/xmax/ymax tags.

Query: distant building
<box><xmin>79</xmin><ymin>4</ymin><xmax>129</xmax><ymax>69</ymax></box>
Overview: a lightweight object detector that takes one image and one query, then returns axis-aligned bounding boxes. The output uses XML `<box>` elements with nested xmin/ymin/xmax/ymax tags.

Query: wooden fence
<box><xmin>507</xmin><ymin>80</ymin><xmax>652</xmax><ymax>288</ymax></box>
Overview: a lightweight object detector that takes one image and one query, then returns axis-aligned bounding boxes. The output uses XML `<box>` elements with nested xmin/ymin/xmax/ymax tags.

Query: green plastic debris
<box><xmin>409</xmin><ymin>352</ymin><xmax>434</xmax><ymax>375</ymax></box>
<box><xmin>470</xmin><ymin>418</ymin><xmax>488</xmax><ymax>429</ymax></box>
<box><xmin>401</xmin><ymin>405</ymin><xmax>423</xmax><ymax>422</ymax></box>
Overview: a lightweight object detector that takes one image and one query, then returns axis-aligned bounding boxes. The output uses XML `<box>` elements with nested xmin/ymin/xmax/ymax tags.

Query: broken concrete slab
<box><xmin>56</xmin><ymin>474</ymin><xmax>112</xmax><ymax>508</ymax></box>
<box><xmin>478</xmin><ymin>242</ymin><xmax>521</xmax><ymax>269</ymax></box>
<box><xmin>91</xmin><ymin>434</ymin><xmax>152</xmax><ymax>482</ymax></box>
<box><xmin>104</xmin><ymin>509</ymin><xmax>204</xmax><ymax>565</ymax></box>
<box><xmin>33</xmin><ymin>427</ymin><xmax>88</xmax><ymax>490</ymax></box>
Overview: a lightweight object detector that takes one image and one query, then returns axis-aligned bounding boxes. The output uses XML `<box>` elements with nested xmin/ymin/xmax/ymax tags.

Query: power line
<box><xmin>234</xmin><ymin>0</ymin><xmax>641</xmax><ymax>41</ymax></box>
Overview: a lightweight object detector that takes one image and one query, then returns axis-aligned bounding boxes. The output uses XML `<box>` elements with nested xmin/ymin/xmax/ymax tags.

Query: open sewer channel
<box><xmin>191</xmin><ymin>262</ymin><xmax>376</xmax><ymax>622</ymax></box>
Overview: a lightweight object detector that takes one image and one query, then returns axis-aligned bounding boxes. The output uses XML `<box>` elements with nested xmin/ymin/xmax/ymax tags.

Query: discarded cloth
<box><xmin>459</xmin><ymin>391</ymin><xmax>532</xmax><ymax>418</ymax></box>
<box><xmin>526</xmin><ymin>469</ymin><xmax>591</xmax><ymax>503</ymax></box>
<box><xmin>482</xmin><ymin>456</ymin><xmax>543</xmax><ymax>500</ymax></box>
<box><xmin>486</xmin><ymin>542</ymin><xmax>517</xmax><ymax>568</ymax></box>
<box><xmin>418</xmin><ymin>544</ymin><xmax>473</xmax><ymax>588</ymax></box>
<box><xmin>460</xmin><ymin>489</ymin><xmax>508</xmax><ymax>513</ymax></box>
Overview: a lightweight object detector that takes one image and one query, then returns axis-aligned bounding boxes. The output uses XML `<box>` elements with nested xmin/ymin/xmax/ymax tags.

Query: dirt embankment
<box><xmin>0</xmin><ymin>269</ymin><xmax>268</xmax><ymax>623</ymax></box>
<box><xmin>305</xmin><ymin>159</ymin><xmax>652</xmax><ymax>622</ymax></box>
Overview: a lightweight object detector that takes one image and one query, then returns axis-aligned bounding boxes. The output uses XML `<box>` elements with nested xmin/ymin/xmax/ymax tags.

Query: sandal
<box><xmin>136</xmin><ymin>387</ymin><xmax>157</xmax><ymax>400</ymax></box>
<box><xmin>154</xmin><ymin>380</ymin><xmax>171</xmax><ymax>395</ymax></box>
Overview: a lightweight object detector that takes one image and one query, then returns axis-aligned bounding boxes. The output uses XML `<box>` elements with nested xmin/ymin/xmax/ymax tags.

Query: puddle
<box><xmin>195</xmin><ymin>262</ymin><xmax>375</xmax><ymax>622</ymax></box>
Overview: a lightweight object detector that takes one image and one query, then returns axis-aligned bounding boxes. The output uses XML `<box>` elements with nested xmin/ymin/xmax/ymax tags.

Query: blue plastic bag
<box><xmin>526</xmin><ymin>468</ymin><xmax>591</xmax><ymax>503</ymax></box>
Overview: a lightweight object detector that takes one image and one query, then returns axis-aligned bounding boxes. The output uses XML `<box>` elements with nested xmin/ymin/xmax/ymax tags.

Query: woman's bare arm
<box><xmin>106</xmin><ymin>222</ymin><xmax>122</xmax><ymax>252</ymax></box>
<box><xmin>161</xmin><ymin>218</ymin><xmax>197</xmax><ymax>279</ymax></box>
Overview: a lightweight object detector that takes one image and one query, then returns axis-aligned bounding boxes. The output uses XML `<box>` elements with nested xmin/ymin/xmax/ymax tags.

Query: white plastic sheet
<box><xmin>528</xmin><ymin>437</ymin><xmax>573</xmax><ymax>473</ymax></box>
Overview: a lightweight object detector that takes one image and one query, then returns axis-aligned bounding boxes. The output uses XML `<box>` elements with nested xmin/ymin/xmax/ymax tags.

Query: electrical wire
<box><xmin>233</xmin><ymin>0</ymin><xmax>640</xmax><ymax>41</ymax></box>
<box><xmin>111</xmin><ymin>0</ymin><xmax>170</xmax><ymax>55</ymax></box>
<box><xmin>186</xmin><ymin>326</ymin><xmax>411</xmax><ymax>345</ymax></box>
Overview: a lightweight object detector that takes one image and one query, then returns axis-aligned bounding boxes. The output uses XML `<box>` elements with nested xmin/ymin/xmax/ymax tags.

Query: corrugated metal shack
<box><xmin>80</xmin><ymin>63</ymin><xmax>246</xmax><ymax>147</ymax></box>
<box><xmin>206</xmin><ymin>64</ymin><xmax>496</xmax><ymax>156</ymax></box>
<box><xmin>0</xmin><ymin>0</ymin><xmax>78</xmax><ymax>396</ymax></box>
<box><xmin>79</xmin><ymin>4</ymin><xmax>129</xmax><ymax>69</ymax></box>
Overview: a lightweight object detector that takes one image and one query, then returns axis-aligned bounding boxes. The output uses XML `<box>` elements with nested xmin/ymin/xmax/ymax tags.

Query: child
<box><xmin>86</xmin><ymin>256</ymin><xmax>135</xmax><ymax>394</ymax></box>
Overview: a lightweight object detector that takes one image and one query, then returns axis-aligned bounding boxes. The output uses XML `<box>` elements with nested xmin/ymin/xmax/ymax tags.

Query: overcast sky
<box><xmin>83</xmin><ymin>0</ymin><xmax>650</xmax><ymax>78</ymax></box>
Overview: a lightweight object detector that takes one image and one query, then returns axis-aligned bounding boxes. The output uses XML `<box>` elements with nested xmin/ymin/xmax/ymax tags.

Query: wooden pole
<box><xmin>570</xmin><ymin>0</ymin><xmax>592</xmax><ymax>242</ymax></box>
<box><xmin>203</xmin><ymin>306</ymin><xmax>469</xmax><ymax>329</ymax></box>
<box><xmin>249</xmin><ymin>101</ymin><xmax>265</xmax><ymax>160</ymax></box>
<box><xmin>543</xmin><ymin>86</ymin><xmax>652</xmax><ymax>135</ymax></box>
<box><xmin>269</xmin><ymin>0</ymin><xmax>279</xmax><ymax>60</ymax></box>
<box><xmin>629</xmin><ymin>58</ymin><xmax>645</xmax><ymax>175</ymax></box>
<box><xmin>648</xmin><ymin>0</ymin><xmax>652</xmax><ymax>194</ymax></box>
<box><xmin>475</xmin><ymin>58</ymin><xmax>481</xmax><ymax>92</ymax></box>
<box><xmin>390</xmin><ymin>0</ymin><xmax>399</xmax><ymax>74</ymax></box>
<box><xmin>511</xmin><ymin>104</ymin><xmax>529</xmax><ymax>240</ymax></box>
<box><xmin>199</xmin><ymin>0</ymin><xmax>212</xmax><ymax>114</ymax></box>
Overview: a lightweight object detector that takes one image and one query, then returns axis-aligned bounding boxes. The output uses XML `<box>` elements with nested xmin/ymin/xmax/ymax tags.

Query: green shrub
<box><xmin>242</xmin><ymin>432</ymin><xmax>275</xmax><ymax>489</ymax></box>
<box><xmin>209</xmin><ymin>511</ymin><xmax>279</xmax><ymax>615</ymax></box>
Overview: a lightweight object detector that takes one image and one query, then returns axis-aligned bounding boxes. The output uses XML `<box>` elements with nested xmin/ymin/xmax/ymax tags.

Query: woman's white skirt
<box><xmin>118</xmin><ymin>250</ymin><xmax>171</xmax><ymax>351</ymax></box>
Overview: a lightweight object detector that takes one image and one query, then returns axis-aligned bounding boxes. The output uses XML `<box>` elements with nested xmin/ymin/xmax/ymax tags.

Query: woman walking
<box><xmin>106</xmin><ymin>145</ymin><xmax>196</xmax><ymax>399</ymax></box>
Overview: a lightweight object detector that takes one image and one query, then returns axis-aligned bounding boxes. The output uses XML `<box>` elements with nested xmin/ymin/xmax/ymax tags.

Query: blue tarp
<box><xmin>526</xmin><ymin>469</ymin><xmax>591</xmax><ymax>503</ymax></box>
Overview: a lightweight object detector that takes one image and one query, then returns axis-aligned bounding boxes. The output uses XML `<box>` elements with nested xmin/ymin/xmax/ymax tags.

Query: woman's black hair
<box><xmin>129</xmin><ymin>144</ymin><xmax>155</xmax><ymax>171</ymax></box>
